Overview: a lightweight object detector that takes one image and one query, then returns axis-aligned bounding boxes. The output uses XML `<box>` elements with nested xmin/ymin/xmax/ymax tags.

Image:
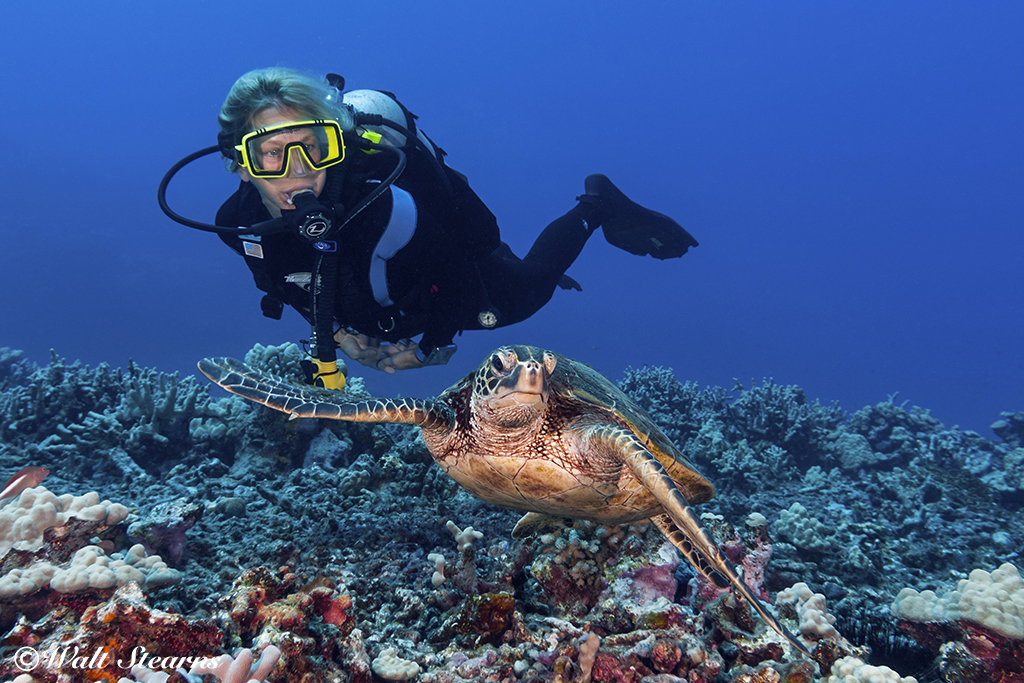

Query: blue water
<box><xmin>1</xmin><ymin>2</ymin><xmax>1021</xmax><ymax>435</ymax></box>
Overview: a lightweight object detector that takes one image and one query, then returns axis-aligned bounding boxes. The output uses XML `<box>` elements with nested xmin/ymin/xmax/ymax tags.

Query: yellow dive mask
<box><xmin>235</xmin><ymin>120</ymin><xmax>345</xmax><ymax>178</ymax></box>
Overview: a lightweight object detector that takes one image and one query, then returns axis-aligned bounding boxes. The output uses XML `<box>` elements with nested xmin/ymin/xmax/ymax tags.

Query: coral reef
<box><xmin>0</xmin><ymin>348</ymin><xmax>246</xmax><ymax>488</ymax></box>
<box><xmin>0</xmin><ymin>346</ymin><xmax>1021</xmax><ymax>682</ymax></box>
<box><xmin>990</xmin><ymin>411</ymin><xmax>1024</xmax><ymax>448</ymax></box>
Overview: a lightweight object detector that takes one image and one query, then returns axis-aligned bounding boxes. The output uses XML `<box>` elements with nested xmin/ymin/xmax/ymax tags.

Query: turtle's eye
<box><xmin>490</xmin><ymin>354</ymin><xmax>506</xmax><ymax>373</ymax></box>
<box><xmin>490</xmin><ymin>350</ymin><xmax>516</xmax><ymax>374</ymax></box>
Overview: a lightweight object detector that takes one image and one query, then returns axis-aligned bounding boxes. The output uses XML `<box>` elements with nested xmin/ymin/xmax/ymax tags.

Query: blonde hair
<box><xmin>218</xmin><ymin>67</ymin><xmax>344</xmax><ymax>172</ymax></box>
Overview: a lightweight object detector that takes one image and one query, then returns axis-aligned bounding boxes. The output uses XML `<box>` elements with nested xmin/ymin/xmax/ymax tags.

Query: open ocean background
<box><xmin>1</xmin><ymin>1</ymin><xmax>1021</xmax><ymax>434</ymax></box>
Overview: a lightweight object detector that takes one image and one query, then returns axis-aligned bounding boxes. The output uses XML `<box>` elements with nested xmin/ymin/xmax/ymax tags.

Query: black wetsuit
<box><xmin>216</xmin><ymin>146</ymin><xmax>593</xmax><ymax>356</ymax></box>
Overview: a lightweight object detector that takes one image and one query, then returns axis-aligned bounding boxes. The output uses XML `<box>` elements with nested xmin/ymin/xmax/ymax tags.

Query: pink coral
<box><xmin>740</xmin><ymin>543</ymin><xmax>772</xmax><ymax>602</ymax></box>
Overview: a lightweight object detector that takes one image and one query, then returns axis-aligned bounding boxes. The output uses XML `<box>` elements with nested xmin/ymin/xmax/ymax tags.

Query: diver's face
<box><xmin>239</xmin><ymin>107</ymin><xmax>327</xmax><ymax>217</ymax></box>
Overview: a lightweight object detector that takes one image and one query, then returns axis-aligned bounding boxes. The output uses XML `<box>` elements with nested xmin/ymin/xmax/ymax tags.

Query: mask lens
<box><xmin>240</xmin><ymin>121</ymin><xmax>345</xmax><ymax>178</ymax></box>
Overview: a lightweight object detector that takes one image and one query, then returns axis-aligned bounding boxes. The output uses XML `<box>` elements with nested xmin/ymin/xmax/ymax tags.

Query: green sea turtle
<box><xmin>198</xmin><ymin>344</ymin><xmax>806</xmax><ymax>654</ymax></box>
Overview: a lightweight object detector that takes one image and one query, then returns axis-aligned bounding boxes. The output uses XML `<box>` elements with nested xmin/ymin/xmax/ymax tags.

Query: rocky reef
<box><xmin>0</xmin><ymin>344</ymin><xmax>1021</xmax><ymax>682</ymax></box>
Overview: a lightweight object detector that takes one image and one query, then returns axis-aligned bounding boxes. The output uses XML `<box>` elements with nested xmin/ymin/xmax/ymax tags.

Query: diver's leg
<box><xmin>521</xmin><ymin>204</ymin><xmax>596</xmax><ymax>278</ymax></box>
<box><xmin>477</xmin><ymin>242</ymin><xmax>572</xmax><ymax>327</ymax></box>
<box><xmin>482</xmin><ymin>176</ymin><xmax>699</xmax><ymax>326</ymax></box>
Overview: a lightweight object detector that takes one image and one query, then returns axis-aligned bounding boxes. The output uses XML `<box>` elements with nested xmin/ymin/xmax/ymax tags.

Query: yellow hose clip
<box><xmin>312</xmin><ymin>359</ymin><xmax>346</xmax><ymax>391</ymax></box>
<box><xmin>360</xmin><ymin>129</ymin><xmax>383</xmax><ymax>154</ymax></box>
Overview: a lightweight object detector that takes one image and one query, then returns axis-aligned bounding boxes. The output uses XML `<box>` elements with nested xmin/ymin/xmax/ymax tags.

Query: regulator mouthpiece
<box><xmin>288</xmin><ymin>191</ymin><xmax>336</xmax><ymax>243</ymax></box>
<box><xmin>287</xmin><ymin>189</ymin><xmax>316</xmax><ymax>205</ymax></box>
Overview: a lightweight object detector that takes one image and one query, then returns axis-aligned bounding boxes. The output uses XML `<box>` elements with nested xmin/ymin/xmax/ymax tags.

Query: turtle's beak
<box><xmin>490</xmin><ymin>391</ymin><xmax>546</xmax><ymax>410</ymax></box>
<box><xmin>490</xmin><ymin>360</ymin><xmax>551</xmax><ymax>409</ymax></box>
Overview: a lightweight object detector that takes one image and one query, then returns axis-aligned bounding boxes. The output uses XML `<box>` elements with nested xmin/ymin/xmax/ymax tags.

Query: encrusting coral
<box><xmin>0</xmin><ymin>487</ymin><xmax>180</xmax><ymax>602</ymax></box>
<box><xmin>371</xmin><ymin>647</ymin><xmax>421</xmax><ymax>680</ymax></box>
<box><xmin>0</xmin><ymin>487</ymin><xmax>129</xmax><ymax>555</ymax></box>
<box><xmin>890</xmin><ymin>562</ymin><xmax>1024</xmax><ymax>682</ymax></box>
<box><xmin>775</xmin><ymin>503</ymin><xmax>832</xmax><ymax>553</ymax></box>
<box><xmin>891</xmin><ymin>562</ymin><xmax>1024</xmax><ymax>638</ymax></box>
<box><xmin>823</xmin><ymin>655</ymin><xmax>918</xmax><ymax>683</ymax></box>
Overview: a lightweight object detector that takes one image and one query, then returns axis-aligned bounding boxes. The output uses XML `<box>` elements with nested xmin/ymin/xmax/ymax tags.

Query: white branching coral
<box><xmin>116</xmin><ymin>644</ymin><xmax>281</xmax><ymax>683</ymax></box>
<box><xmin>427</xmin><ymin>552</ymin><xmax>446</xmax><ymax>587</ymax></box>
<box><xmin>436</xmin><ymin>520</ymin><xmax>484</xmax><ymax>594</ymax></box>
<box><xmin>446</xmin><ymin>520</ymin><xmax>483</xmax><ymax>550</ymax></box>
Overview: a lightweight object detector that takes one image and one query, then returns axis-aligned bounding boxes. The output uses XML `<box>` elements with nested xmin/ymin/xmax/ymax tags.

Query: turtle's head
<box><xmin>473</xmin><ymin>346</ymin><xmax>557</xmax><ymax>427</ymax></box>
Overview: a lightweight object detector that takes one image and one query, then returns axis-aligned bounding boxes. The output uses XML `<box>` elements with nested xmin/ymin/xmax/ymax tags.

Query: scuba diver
<box><xmin>159</xmin><ymin>67</ymin><xmax>697</xmax><ymax>388</ymax></box>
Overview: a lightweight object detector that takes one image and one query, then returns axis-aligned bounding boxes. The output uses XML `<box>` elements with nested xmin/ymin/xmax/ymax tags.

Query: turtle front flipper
<box><xmin>649</xmin><ymin>514</ymin><xmax>730</xmax><ymax>588</ymax></box>
<box><xmin>649</xmin><ymin>514</ymin><xmax>808</xmax><ymax>656</ymax></box>
<box><xmin>198</xmin><ymin>357</ymin><xmax>451</xmax><ymax>429</ymax></box>
<box><xmin>589</xmin><ymin>425</ymin><xmax>809</xmax><ymax>657</ymax></box>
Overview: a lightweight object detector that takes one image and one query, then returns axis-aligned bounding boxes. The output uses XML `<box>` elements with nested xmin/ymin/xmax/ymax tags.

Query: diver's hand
<box><xmin>373</xmin><ymin>340</ymin><xmax>424</xmax><ymax>374</ymax></box>
<box><xmin>334</xmin><ymin>331</ymin><xmax>423</xmax><ymax>373</ymax></box>
<box><xmin>335</xmin><ymin>330</ymin><xmax>386</xmax><ymax>367</ymax></box>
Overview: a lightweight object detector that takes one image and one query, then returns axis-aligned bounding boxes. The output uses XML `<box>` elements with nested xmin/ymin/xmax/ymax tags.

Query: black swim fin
<box><xmin>579</xmin><ymin>174</ymin><xmax>698</xmax><ymax>260</ymax></box>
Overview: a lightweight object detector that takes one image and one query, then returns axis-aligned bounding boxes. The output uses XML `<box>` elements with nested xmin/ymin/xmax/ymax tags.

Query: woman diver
<box><xmin>159</xmin><ymin>67</ymin><xmax>697</xmax><ymax>387</ymax></box>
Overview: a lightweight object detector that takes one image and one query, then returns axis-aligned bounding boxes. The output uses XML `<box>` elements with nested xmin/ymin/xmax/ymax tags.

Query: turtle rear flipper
<box><xmin>511</xmin><ymin>513</ymin><xmax>576</xmax><ymax>538</ymax></box>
